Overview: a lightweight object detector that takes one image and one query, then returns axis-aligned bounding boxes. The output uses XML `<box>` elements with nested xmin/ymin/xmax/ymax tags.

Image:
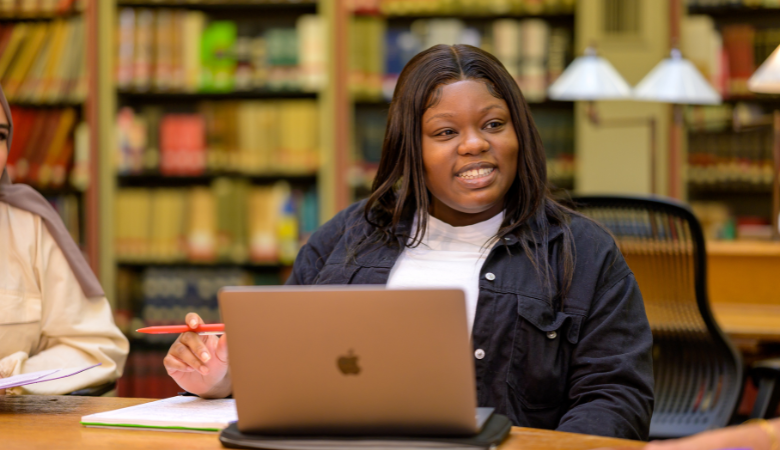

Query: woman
<box><xmin>164</xmin><ymin>45</ymin><xmax>654</xmax><ymax>440</ymax></box>
<box><xmin>0</xmin><ymin>85</ymin><xmax>128</xmax><ymax>395</ymax></box>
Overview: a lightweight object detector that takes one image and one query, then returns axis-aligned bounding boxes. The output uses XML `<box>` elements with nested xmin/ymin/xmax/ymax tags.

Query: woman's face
<box><xmin>0</xmin><ymin>106</ymin><xmax>8</xmax><ymax>172</ymax></box>
<box><xmin>421</xmin><ymin>79</ymin><xmax>519</xmax><ymax>226</ymax></box>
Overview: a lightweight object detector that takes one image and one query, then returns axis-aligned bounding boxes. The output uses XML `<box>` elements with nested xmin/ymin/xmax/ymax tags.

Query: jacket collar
<box><xmin>393</xmin><ymin>207</ymin><xmax>564</xmax><ymax>247</ymax></box>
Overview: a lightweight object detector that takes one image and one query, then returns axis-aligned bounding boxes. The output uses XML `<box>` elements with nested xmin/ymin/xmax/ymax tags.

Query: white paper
<box><xmin>81</xmin><ymin>396</ymin><xmax>237</xmax><ymax>431</ymax></box>
<box><xmin>0</xmin><ymin>363</ymin><xmax>100</xmax><ymax>390</ymax></box>
<box><xmin>0</xmin><ymin>369</ymin><xmax>60</xmax><ymax>390</ymax></box>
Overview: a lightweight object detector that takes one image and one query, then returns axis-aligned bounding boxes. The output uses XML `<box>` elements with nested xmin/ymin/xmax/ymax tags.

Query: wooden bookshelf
<box><xmin>92</xmin><ymin>2</ymin><xmax>337</xmax><ymax>396</ymax></box>
<box><xmin>0</xmin><ymin>2</ymin><xmax>95</xmax><ymax>261</ymax></box>
<box><xmin>684</xmin><ymin>4</ymin><xmax>780</xmax><ymax>239</ymax></box>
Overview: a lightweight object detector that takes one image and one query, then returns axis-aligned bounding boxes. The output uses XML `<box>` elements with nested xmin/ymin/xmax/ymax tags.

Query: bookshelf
<box><xmin>684</xmin><ymin>2</ymin><xmax>780</xmax><ymax>240</ymax></box>
<box><xmin>0</xmin><ymin>1</ymin><xmax>94</xmax><ymax>259</ymax></box>
<box><xmin>93</xmin><ymin>0</ymin><xmax>338</xmax><ymax>398</ymax></box>
<box><xmin>345</xmin><ymin>0</ymin><xmax>578</xmax><ymax>201</ymax></box>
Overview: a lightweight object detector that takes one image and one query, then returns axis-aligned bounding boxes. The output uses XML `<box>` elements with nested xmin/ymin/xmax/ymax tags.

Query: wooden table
<box><xmin>0</xmin><ymin>395</ymin><xmax>644</xmax><ymax>450</ymax></box>
<box><xmin>707</xmin><ymin>240</ymin><xmax>780</xmax><ymax>352</ymax></box>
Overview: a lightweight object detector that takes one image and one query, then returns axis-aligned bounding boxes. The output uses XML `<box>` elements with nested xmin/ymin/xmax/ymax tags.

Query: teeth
<box><xmin>458</xmin><ymin>167</ymin><xmax>493</xmax><ymax>179</ymax></box>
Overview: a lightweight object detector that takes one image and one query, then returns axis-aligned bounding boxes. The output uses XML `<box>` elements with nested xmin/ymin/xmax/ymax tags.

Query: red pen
<box><xmin>135</xmin><ymin>324</ymin><xmax>225</xmax><ymax>335</ymax></box>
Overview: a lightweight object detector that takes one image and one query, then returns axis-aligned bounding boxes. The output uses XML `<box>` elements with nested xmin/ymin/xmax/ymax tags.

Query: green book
<box><xmin>200</xmin><ymin>21</ymin><xmax>237</xmax><ymax>93</ymax></box>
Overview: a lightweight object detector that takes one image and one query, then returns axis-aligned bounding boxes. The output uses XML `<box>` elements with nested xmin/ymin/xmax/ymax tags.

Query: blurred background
<box><xmin>2</xmin><ymin>0</ymin><xmax>780</xmax><ymax>408</ymax></box>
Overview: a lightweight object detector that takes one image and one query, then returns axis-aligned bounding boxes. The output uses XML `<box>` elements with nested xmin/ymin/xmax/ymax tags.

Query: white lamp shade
<box><xmin>633</xmin><ymin>49</ymin><xmax>721</xmax><ymax>105</ymax></box>
<box><xmin>548</xmin><ymin>48</ymin><xmax>632</xmax><ymax>101</ymax></box>
<box><xmin>748</xmin><ymin>44</ymin><xmax>780</xmax><ymax>93</ymax></box>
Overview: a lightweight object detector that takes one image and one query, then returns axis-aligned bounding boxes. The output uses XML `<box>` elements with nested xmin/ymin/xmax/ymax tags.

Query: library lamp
<box><xmin>548</xmin><ymin>47</ymin><xmax>721</xmax><ymax>196</ymax></box>
<box><xmin>747</xmin><ymin>44</ymin><xmax>780</xmax><ymax>240</ymax></box>
<box><xmin>633</xmin><ymin>49</ymin><xmax>721</xmax><ymax>105</ymax></box>
<box><xmin>547</xmin><ymin>47</ymin><xmax>632</xmax><ymax>101</ymax></box>
<box><xmin>632</xmin><ymin>48</ymin><xmax>721</xmax><ymax>198</ymax></box>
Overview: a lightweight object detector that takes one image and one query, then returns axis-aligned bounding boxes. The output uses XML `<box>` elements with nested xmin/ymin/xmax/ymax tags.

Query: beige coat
<box><xmin>0</xmin><ymin>202</ymin><xmax>128</xmax><ymax>394</ymax></box>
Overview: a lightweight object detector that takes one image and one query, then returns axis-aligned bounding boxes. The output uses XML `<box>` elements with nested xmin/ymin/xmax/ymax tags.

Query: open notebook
<box><xmin>80</xmin><ymin>396</ymin><xmax>237</xmax><ymax>432</ymax></box>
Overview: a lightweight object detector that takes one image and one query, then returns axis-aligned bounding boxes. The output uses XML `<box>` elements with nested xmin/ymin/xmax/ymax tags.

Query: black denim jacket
<box><xmin>286</xmin><ymin>200</ymin><xmax>654</xmax><ymax>440</ymax></box>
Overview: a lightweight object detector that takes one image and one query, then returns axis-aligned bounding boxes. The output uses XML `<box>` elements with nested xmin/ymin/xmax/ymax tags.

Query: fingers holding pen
<box><xmin>185</xmin><ymin>312</ymin><xmax>205</xmax><ymax>330</ymax></box>
<box><xmin>168</xmin><ymin>332</ymin><xmax>211</xmax><ymax>375</ymax></box>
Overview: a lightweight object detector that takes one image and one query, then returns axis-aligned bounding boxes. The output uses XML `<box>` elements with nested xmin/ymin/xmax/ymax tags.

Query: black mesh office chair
<box><xmin>573</xmin><ymin>195</ymin><xmax>744</xmax><ymax>439</ymax></box>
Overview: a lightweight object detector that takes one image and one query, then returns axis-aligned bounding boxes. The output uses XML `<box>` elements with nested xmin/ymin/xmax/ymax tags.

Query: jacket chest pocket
<box><xmin>507</xmin><ymin>294</ymin><xmax>583</xmax><ymax>411</ymax></box>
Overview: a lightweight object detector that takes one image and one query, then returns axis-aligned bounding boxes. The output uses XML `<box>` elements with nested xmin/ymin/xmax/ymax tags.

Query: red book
<box><xmin>6</xmin><ymin>107</ymin><xmax>33</xmax><ymax>179</ymax></box>
<box><xmin>27</xmin><ymin>110</ymin><xmax>62</xmax><ymax>186</ymax></box>
<box><xmin>722</xmin><ymin>24</ymin><xmax>755</xmax><ymax>97</ymax></box>
<box><xmin>9</xmin><ymin>110</ymin><xmax>47</xmax><ymax>183</ymax></box>
<box><xmin>159</xmin><ymin>114</ymin><xmax>206</xmax><ymax>176</ymax></box>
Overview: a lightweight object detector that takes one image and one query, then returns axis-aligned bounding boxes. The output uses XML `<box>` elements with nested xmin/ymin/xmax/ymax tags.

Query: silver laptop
<box><xmin>218</xmin><ymin>286</ymin><xmax>492</xmax><ymax>436</ymax></box>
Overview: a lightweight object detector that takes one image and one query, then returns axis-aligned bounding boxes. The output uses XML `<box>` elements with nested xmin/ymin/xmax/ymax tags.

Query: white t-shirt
<box><xmin>386</xmin><ymin>211</ymin><xmax>504</xmax><ymax>334</ymax></box>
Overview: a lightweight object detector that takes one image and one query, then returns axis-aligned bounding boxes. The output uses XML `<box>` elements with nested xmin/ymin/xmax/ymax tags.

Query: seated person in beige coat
<box><xmin>0</xmin><ymin>85</ymin><xmax>128</xmax><ymax>395</ymax></box>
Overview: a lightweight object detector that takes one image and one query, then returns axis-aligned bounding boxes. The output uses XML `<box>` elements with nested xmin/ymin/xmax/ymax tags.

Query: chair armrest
<box><xmin>66</xmin><ymin>381</ymin><xmax>116</xmax><ymax>397</ymax></box>
<box><xmin>749</xmin><ymin>359</ymin><xmax>780</xmax><ymax>419</ymax></box>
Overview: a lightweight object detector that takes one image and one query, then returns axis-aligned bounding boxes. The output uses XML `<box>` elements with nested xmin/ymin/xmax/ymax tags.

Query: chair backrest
<box><xmin>573</xmin><ymin>195</ymin><xmax>743</xmax><ymax>439</ymax></box>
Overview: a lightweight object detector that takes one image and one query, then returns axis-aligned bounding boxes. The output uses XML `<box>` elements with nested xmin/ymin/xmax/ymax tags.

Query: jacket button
<box><xmin>484</xmin><ymin>273</ymin><xmax>495</xmax><ymax>281</ymax></box>
<box><xmin>474</xmin><ymin>349</ymin><xmax>485</xmax><ymax>359</ymax></box>
<box><xmin>547</xmin><ymin>331</ymin><xmax>557</xmax><ymax>340</ymax></box>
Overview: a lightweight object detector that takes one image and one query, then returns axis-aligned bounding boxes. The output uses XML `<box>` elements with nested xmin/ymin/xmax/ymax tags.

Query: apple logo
<box><xmin>337</xmin><ymin>350</ymin><xmax>361</xmax><ymax>375</ymax></box>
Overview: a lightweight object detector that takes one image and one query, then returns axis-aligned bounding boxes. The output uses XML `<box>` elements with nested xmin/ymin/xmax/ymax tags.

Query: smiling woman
<box><xmin>164</xmin><ymin>45</ymin><xmax>654</xmax><ymax>442</ymax></box>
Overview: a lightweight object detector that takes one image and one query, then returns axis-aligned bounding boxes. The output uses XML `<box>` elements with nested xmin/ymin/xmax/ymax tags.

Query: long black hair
<box><xmin>361</xmin><ymin>44</ymin><xmax>576</xmax><ymax>301</ymax></box>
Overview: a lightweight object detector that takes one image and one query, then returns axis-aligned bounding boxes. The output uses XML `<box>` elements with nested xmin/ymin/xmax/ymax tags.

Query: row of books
<box><xmin>116</xmin><ymin>8</ymin><xmax>324</xmax><ymax>93</ymax></box>
<box><xmin>683</xmin><ymin>15</ymin><xmax>780</xmax><ymax>98</ymax></box>
<box><xmin>114</xmin><ymin>267</ymin><xmax>283</xmax><ymax>343</ymax></box>
<box><xmin>350</xmin><ymin>0</ymin><xmax>577</xmax><ymax>15</ymax></box>
<box><xmin>5</xmin><ymin>107</ymin><xmax>89</xmax><ymax>189</ymax></box>
<box><xmin>350</xmin><ymin>16</ymin><xmax>571</xmax><ymax>102</ymax></box>
<box><xmin>0</xmin><ymin>0</ymin><xmax>80</xmax><ymax>16</ymax></box>
<box><xmin>687</xmin><ymin>0</ymin><xmax>780</xmax><ymax>8</ymax></box>
<box><xmin>0</xmin><ymin>17</ymin><xmax>87</xmax><ymax>104</ymax></box>
<box><xmin>114</xmin><ymin>180</ymin><xmax>318</xmax><ymax>265</ymax></box>
<box><xmin>691</xmin><ymin>201</ymin><xmax>776</xmax><ymax>241</ymax></box>
<box><xmin>688</xmin><ymin>125</ymin><xmax>774</xmax><ymax>188</ymax></box>
<box><xmin>116</xmin><ymin>100</ymin><xmax>319</xmax><ymax>176</ymax></box>
<box><xmin>116</xmin><ymin>350</ymin><xmax>182</xmax><ymax>399</ymax></box>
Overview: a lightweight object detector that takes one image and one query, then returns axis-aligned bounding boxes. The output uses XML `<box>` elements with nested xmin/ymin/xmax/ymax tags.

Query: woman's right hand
<box><xmin>163</xmin><ymin>312</ymin><xmax>232</xmax><ymax>398</ymax></box>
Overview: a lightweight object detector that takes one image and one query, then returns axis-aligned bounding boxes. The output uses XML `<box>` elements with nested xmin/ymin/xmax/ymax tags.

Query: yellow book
<box><xmin>0</xmin><ymin>24</ymin><xmax>30</xmax><ymax>82</ymax></box>
<box><xmin>40</xmin><ymin>18</ymin><xmax>71</xmax><ymax>103</ymax></box>
<box><xmin>279</xmin><ymin>99</ymin><xmax>318</xmax><ymax>172</ymax></box>
<box><xmin>18</xmin><ymin>19</ymin><xmax>62</xmax><ymax>102</ymax></box>
<box><xmin>247</xmin><ymin>186</ymin><xmax>278</xmax><ymax>263</ymax></box>
<box><xmin>38</xmin><ymin>107</ymin><xmax>76</xmax><ymax>187</ymax></box>
<box><xmin>182</xmin><ymin>10</ymin><xmax>205</xmax><ymax>92</ymax></box>
<box><xmin>237</xmin><ymin>101</ymin><xmax>260</xmax><ymax>173</ymax></box>
<box><xmin>70</xmin><ymin>17</ymin><xmax>88</xmax><ymax>102</ymax></box>
<box><xmin>150</xmin><ymin>189</ymin><xmax>185</xmax><ymax>261</ymax></box>
<box><xmin>187</xmin><ymin>187</ymin><xmax>216</xmax><ymax>261</ymax></box>
<box><xmin>115</xmin><ymin>189</ymin><xmax>152</xmax><ymax>260</ymax></box>
<box><xmin>257</xmin><ymin>101</ymin><xmax>278</xmax><ymax>172</ymax></box>
<box><xmin>3</xmin><ymin>23</ymin><xmax>49</xmax><ymax>100</ymax></box>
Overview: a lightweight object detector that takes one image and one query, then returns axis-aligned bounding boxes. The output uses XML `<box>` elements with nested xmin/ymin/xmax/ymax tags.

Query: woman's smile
<box><xmin>455</xmin><ymin>162</ymin><xmax>498</xmax><ymax>189</ymax></box>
